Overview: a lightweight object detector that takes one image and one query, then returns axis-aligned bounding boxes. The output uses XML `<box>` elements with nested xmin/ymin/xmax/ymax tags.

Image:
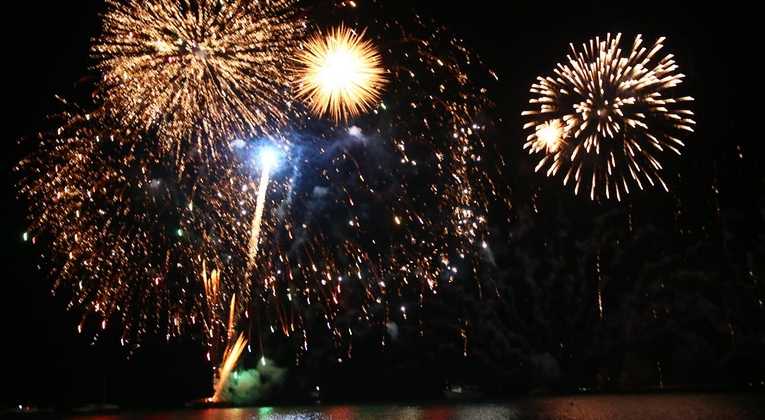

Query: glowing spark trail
<box><xmin>522</xmin><ymin>33</ymin><xmax>695</xmax><ymax>201</ymax></box>
<box><xmin>247</xmin><ymin>151</ymin><xmax>277</xmax><ymax>271</ymax></box>
<box><xmin>203</xmin><ymin>262</ymin><xmax>220</xmax><ymax>308</ymax></box>
<box><xmin>293</xmin><ymin>24</ymin><xmax>387</xmax><ymax>122</ymax></box>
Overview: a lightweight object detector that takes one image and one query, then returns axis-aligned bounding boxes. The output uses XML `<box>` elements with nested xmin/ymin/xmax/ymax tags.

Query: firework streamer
<box><xmin>212</xmin><ymin>331</ymin><xmax>248</xmax><ymax>402</ymax></box>
<box><xmin>248</xmin><ymin>150</ymin><xmax>278</xmax><ymax>271</ymax></box>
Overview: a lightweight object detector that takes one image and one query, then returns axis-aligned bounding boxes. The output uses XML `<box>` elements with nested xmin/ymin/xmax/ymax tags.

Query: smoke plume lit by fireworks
<box><xmin>522</xmin><ymin>33</ymin><xmax>695</xmax><ymax>201</ymax></box>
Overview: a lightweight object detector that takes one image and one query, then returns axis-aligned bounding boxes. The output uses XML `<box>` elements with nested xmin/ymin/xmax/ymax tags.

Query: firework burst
<box><xmin>16</xmin><ymin>100</ymin><xmax>210</xmax><ymax>345</ymax></box>
<box><xmin>17</xmin><ymin>0</ymin><xmax>505</xmax><ymax>366</ymax></box>
<box><xmin>92</xmin><ymin>0</ymin><xmax>305</xmax><ymax>169</ymax></box>
<box><xmin>293</xmin><ymin>24</ymin><xmax>388</xmax><ymax>122</ymax></box>
<box><xmin>522</xmin><ymin>33</ymin><xmax>695</xmax><ymax>201</ymax></box>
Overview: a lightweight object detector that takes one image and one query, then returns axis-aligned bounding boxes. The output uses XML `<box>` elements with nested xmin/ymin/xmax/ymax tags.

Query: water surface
<box><xmin>23</xmin><ymin>392</ymin><xmax>765</xmax><ymax>420</ymax></box>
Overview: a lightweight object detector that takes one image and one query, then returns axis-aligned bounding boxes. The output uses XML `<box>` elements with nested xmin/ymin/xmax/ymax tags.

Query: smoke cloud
<box><xmin>215</xmin><ymin>359</ymin><xmax>287</xmax><ymax>405</ymax></box>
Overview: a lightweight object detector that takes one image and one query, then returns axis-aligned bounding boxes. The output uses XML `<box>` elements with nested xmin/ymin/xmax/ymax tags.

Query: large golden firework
<box><xmin>522</xmin><ymin>33</ymin><xmax>695</xmax><ymax>201</ymax></box>
<box><xmin>93</xmin><ymin>0</ymin><xmax>305</xmax><ymax>168</ymax></box>
<box><xmin>293</xmin><ymin>24</ymin><xmax>387</xmax><ymax>122</ymax></box>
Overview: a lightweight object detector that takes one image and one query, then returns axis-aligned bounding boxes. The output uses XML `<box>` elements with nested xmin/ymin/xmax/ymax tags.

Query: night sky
<box><xmin>2</xmin><ymin>0</ymin><xmax>764</xmax><ymax>409</ymax></box>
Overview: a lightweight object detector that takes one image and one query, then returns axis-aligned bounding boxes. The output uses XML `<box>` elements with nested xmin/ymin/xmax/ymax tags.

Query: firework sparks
<box><xmin>17</xmin><ymin>1</ymin><xmax>505</xmax><ymax>364</ymax></box>
<box><xmin>522</xmin><ymin>33</ymin><xmax>695</xmax><ymax>201</ymax></box>
<box><xmin>293</xmin><ymin>24</ymin><xmax>387</xmax><ymax>122</ymax></box>
<box><xmin>93</xmin><ymin>0</ymin><xmax>305</xmax><ymax>168</ymax></box>
<box><xmin>235</xmin><ymin>11</ymin><xmax>505</xmax><ymax>359</ymax></box>
<box><xmin>15</xmin><ymin>101</ymin><xmax>209</xmax><ymax>345</ymax></box>
<box><xmin>203</xmin><ymin>261</ymin><xmax>220</xmax><ymax>308</ymax></box>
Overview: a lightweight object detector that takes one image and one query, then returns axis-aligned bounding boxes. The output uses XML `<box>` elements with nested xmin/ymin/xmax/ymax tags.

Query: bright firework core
<box><xmin>320</xmin><ymin>48</ymin><xmax>361</xmax><ymax>87</ymax></box>
<box><xmin>534</xmin><ymin>120</ymin><xmax>566</xmax><ymax>154</ymax></box>
<box><xmin>258</xmin><ymin>147</ymin><xmax>279</xmax><ymax>169</ymax></box>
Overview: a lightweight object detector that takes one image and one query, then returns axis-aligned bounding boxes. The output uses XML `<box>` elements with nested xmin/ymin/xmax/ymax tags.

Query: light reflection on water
<box><xmin>75</xmin><ymin>404</ymin><xmax>522</xmax><ymax>420</ymax></box>
<box><xmin>65</xmin><ymin>393</ymin><xmax>765</xmax><ymax>420</ymax></box>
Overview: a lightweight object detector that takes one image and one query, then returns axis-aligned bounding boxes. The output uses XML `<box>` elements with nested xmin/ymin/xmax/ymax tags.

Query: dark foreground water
<box><xmin>9</xmin><ymin>393</ymin><xmax>765</xmax><ymax>420</ymax></box>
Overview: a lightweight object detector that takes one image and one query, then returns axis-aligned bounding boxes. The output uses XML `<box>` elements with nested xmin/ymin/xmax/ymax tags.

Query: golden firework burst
<box><xmin>293</xmin><ymin>24</ymin><xmax>387</xmax><ymax>122</ymax></box>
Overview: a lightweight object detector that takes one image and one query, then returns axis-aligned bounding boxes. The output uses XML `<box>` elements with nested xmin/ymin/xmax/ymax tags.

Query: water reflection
<box><xmin>62</xmin><ymin>393</ymin><xmax>765</xmax><ymax>420</ymax></box>
<box><xmin>524</xmin><ymin>393</ymin><xmax>765</xmax><ymax>420</ymax></box>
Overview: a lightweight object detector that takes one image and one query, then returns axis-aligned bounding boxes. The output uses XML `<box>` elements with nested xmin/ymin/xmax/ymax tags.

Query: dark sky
<box><xmin>2</xmin><ymin>0</ymin><xmax>764</xmax><ymax>409</ymax></box>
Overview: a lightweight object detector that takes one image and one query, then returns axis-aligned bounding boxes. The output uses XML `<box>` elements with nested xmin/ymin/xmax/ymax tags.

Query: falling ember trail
<box><xmin>597</xmin><ymin>248</ymin><xmax>603</xmax><ymax>320</ymax></box>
